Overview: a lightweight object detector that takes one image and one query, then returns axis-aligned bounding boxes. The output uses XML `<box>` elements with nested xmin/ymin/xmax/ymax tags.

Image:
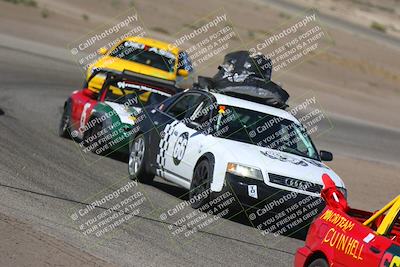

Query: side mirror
<box><xmin>177</xmin><ymin>69</ymin><xmax>189</xmax><ymax>77</ymax></box>
<box><xmin>320</xmin><ymin>150</ymin><xmax>333</xmax><ymax>161</ymax></box>
<box><xmin>97</xmin><ymin>47</ymin><xmax>108</xmax><ymax>55</ymax></box>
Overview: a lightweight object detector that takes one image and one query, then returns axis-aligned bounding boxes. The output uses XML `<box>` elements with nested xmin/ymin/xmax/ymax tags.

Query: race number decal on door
<box><xmin>173</xmin><ymin>132</ymin><xmax>189</xmax><ymax>165</ymax></box>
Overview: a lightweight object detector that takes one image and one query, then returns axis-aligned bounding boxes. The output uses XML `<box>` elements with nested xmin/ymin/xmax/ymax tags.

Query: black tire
<box><xmin>59</xmin><ymin>100</ymin><xmax>72</xmax><ymax>138</ymax></box>
<box><xmin>128</xmin><ymin>134</ymin><xmax>154</xmax><ymax>183</ymax></box>
<box><xmin>308</xmin><ymin>258</ymin><xmax>328</xmax><ymax>267</ymax></box>
<box><xmin>189</xmin><ymin>159</ymin><xmax>212</xmax><ymax>209</ymax></box>
<box><xmin>83</xmin><ymin>116</ymin><xmax>100</xmax><ymax>145</ymax></box>
<box><xmin>82</xmin><ymin>116</ymin><xmax>111</xmax><ymax>156</ymax></box>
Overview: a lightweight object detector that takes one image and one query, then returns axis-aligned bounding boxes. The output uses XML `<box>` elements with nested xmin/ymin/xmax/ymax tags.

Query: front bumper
<box><xmin>222</xmin><ymin>173</ymin><xmax>325</xmax><ymax>235</ymax></box>
<box><xmin>224</xmin><ymin>173</ymin><xmax>324</xmax><ymax>210</ymax></box>
<box><xmin>294</xmin><ymin>246</ymin><xmax>312</xmax><ymax>267</ymax></box>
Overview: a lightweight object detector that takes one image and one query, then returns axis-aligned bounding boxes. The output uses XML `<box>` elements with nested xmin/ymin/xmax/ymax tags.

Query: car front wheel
<box><xmin>189</xmin><ymin>159</ymin><xmax>212</xmax><ymax>209</ymax></box>
<box><xmin>59</xmin><ymin>100</ymin><xmax>72</xmax><ymax>138</ymax></box>
<box><xmin>308</xmin><ymin>258</ymin><xmax>328</xmax><ymax>267</ymax></box>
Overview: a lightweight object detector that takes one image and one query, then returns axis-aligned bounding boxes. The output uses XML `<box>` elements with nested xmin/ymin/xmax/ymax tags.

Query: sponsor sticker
<box><xmin>248</xmin><ymin>185</ymin><xmax>258</xmax><ymax>199</ymax></box>
<box><xmin>363</xmin><ymin>233</ymin><xmax>375</xmax><ymax>243</ymax></box>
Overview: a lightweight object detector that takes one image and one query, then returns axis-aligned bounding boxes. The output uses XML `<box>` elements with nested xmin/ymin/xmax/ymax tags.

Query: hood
<box><xmin>92</xmin><ymin>56</ymin><xmax>177</xmax><ymax>81</ymax></box>
<box><xmin>104</xmin><ymin>101</ymin><xmax>141</xmax><ymax>125</ymax></box>
<box><xmin>214</xmin><ymin>138</ymin><xmax>345</xmax><ymax>189</ymax></box>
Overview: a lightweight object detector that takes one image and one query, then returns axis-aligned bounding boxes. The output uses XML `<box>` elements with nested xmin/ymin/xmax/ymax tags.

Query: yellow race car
<box><xmin>85</xmin><ymin>36</ymin><xmax>193</xmax><ymax>92</ymax></box>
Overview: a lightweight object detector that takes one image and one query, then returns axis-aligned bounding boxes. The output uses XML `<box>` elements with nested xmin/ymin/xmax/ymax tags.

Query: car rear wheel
<box><xmin>59</xmin><ymin>100</ymin><xmax>72</xmax><ymax>138</ymax></box>
<box><xmin>83</xmin><ymin>117</ymin><xmax>105</xmax><ymax>153</ymax></box>
<box><xmin>308</xmin><ymin>258</ymin><xmax>328</xmax><ymax>267</ymax></box>
<box><xmin>128</xmin><ymin>134</ymin><xmax>154</xmax><ymax>183</ymax></box>
<box><xmin>189</xmin><ymin>159</ymin><xmax>212</xmax><ymax>209</ymax></box>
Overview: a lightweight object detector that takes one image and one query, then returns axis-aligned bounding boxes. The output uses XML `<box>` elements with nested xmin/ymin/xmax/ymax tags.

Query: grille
<box><xmin>268</xmin><ymin>173</ymin><xmax>323</xmax><ymax>193</ymax></box>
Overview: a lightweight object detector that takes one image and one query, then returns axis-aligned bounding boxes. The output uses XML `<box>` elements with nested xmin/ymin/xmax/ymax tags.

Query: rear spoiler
<box><xmin>87</xmin><ymin>68</ymin><xmax>182</xmax><ymax>96</ymax></box>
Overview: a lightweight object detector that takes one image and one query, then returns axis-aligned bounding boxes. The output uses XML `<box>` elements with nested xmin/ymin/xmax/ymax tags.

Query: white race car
<box><xmin>128</xmin><ymin>89</ymin><xmax>346</xmax><ymax>221</ymax></box>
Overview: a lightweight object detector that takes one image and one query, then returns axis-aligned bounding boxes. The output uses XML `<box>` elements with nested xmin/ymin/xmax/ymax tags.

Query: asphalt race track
<box><xmin>0</xmin><ymin>39</ymin><xmax>399</xmax><ymax>266</ymax></box>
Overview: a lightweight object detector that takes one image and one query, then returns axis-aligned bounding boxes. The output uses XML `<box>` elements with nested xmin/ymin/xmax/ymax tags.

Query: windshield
<box><xmin>110</xmin><ymin>41</ymin><xmax>176</xmax><ymax>73</ymax></box>
<box><xmin>212</xmin><ymin>105</ymin><xmax>319</xmax><ymax>160</ymax></box>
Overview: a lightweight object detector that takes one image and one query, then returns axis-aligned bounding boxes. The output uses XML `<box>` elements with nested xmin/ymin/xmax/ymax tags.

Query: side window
<box><xmin>188</xmin><ymin>98</ymin><xmax>213</xmax><ymax>125</ymax></box>
<box><xmin>146</xmin><ymin>93</ymin><xmax>169</xmax><ymax>107</ymax></box>
<box><xmin>158</xmin><ymin>94</ymin><xmax>181</xmax><ymax>112</ymax></box>
<box><xmin>104</xmin><ymin>85</ymin><xmax>125</xmax><ymax>102</ymax></box>
<box><xmin>87</xmin><ymin>72</ymin><xmax>107</xmax><ymax>95</ymax></box>
<box><xmin>166</xmin><ymin>94</ymin><xmax>203</xmax><ymax>120</ymax></box>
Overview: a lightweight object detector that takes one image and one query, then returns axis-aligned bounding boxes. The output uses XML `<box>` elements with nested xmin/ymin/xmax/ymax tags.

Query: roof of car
<box><xmin>211</xmin><ymin>92</ymin><xmax>299</xmax><ymax>123</ymax></box>
<box><xmin>124</xmin><ymin>36</ymin><xmax>180</xmax><ymax>54</ymax></box>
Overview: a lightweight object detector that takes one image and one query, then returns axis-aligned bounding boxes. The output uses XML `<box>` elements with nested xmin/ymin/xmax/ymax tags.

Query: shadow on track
<box><xmin>149</xmin><ymin>178</ymin><xmax>308</xmax><ymax>241</ymax></box>
<box><xmin>78</xmin><ymin>144</ymin><xmax>307</xmax><ymax>241</ymax></box>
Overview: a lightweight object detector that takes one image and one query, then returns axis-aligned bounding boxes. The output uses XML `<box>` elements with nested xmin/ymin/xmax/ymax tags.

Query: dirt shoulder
<box><xmin>0</xmin><ymin>212</ymin><xmax>113</xmax><ymax>267</ymax></box>
<box><xmin>327</xmin><ymin>155</ymin><xmax>400</xmax><ymax>211</ymax></box>
<box><xmin>283</xmin><ymin>0</ymin><xmax>400</xmax><ymax>39</ymax></box>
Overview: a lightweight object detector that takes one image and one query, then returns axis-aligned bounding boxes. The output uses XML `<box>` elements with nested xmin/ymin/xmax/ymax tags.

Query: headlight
<box><xmin>338</xmin><ymin>187</ymin><xmax>347</xmax><ymax>199</ymax></box>
<box><xmin>226</xmin><ymin>163</ymin><xmax>263</xmax><ymax>181</ymax></box>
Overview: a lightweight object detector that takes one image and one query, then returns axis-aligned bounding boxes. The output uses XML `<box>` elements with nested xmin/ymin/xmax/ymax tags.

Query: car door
<box><xmin>338</xmin><ymin>228</ymin><xmax>386</xmax><ymax>267</ymax></box>
<box><xmin>158</xmin><ymin>92</ymin><xmax>213</xmax><ymax>187</ymax></box>
<box><xmin>329</xmin><ymin>217</ymin><xmax>394</xmax><ymax>267</ymax></box>
<box><xmin>139</xmin><ymin>94</ymin><xmax>181</xmax><ymax>174</ymax></box>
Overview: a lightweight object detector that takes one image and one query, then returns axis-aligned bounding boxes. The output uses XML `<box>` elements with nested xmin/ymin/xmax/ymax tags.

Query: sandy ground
<box><xmin>327</xmin><ymin>155</ymin><xmax>400</xmax><ymax>211</ymax></box>
<box><xmin>0</xmin><ymin>212</ymin><xmax>113</xmax><ymax>267</ymax></box>
<box><xmin>0</xmin><ymin>0</ymin><xmax>399</xmax><ymax>265</ymax></box>
<box><xmin>285</xmin><ymin>0</ymin><xmax>400</xmax><ymax>38</ymax></box>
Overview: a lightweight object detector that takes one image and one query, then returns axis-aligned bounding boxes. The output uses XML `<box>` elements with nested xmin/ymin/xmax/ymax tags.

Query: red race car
<box><xmin>295</xmin><ymin>174</ymin><xmax>400</xmax><ymax>267</ymax></box>
<box><xmin>59</xmin><ymin>69</ymin><xmax>180</xmax><ymax>155</ymax></box>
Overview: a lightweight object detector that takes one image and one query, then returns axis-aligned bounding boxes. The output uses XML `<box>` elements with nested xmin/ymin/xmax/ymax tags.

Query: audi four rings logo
<box><xmin>284</xmin><ymin>178</ymin><xmax>312</xmax><ymax>190</ymax></box>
